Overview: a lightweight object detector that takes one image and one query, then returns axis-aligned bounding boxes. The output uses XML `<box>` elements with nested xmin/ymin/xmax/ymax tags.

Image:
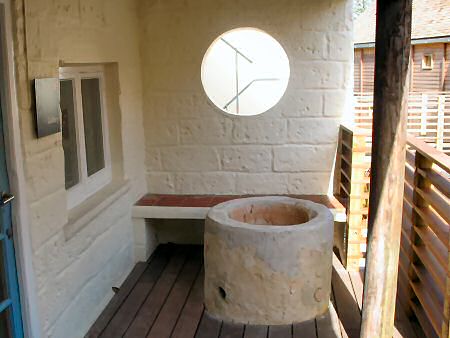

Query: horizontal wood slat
<box><xmin>415</xmin><ymin>187</ymin><xmax>450</xmax><ymax>224</ymax></box>
<box><xmin>417</xmin><ymin>167</ymin><xmax>450</xmax><ymax>199</ymax></box>
<box><xmin>414</xmin><ymin>226</ymin><xmax>448</xmax><ymax>270</ymax></box>
<box><xmin>354</xmin><ymin>93</ymin><xmax>450</xmax><ymax>156</ymax></box>
<box><xmin>337</xmin><ymin>124</ymin><xmax>450</xmax><ymax>337</ymax></box>
<box><xmin>414</xmin><ymin>206</ymin><xmax>449</xmax><ymax>248</ymax></box>
<box><xmin>410</xmin><ymin>282</ymin><xmax>443</xmax><ymax>336</ymax></box>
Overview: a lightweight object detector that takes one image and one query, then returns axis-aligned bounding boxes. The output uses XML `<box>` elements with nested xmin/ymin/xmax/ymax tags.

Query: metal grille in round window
<box><xmin>201</xmin><ymin>28</ymin><xmax>290</xmax><ymax>116</ymax></box>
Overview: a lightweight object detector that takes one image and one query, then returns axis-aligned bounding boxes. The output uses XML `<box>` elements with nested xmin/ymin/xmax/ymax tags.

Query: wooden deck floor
<box><xmin>86</xmin><ymin>244</ymin><xmax>420</xmax><ymax>338</ymax></box>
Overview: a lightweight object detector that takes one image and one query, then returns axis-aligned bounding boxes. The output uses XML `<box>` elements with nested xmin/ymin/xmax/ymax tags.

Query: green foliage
<box><xmin>354</xmin><ymin>0</ymin><xmax>373</xmax><ymax>17</ymax></box>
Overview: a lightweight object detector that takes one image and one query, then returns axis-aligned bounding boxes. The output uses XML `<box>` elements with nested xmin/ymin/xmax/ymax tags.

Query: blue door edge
<box><xmin>0</xmin><ymin>106</ymin><xmax>24</xmax><ymax>338</ymax></box>
<box><xmin>0</xmin><ymin>2</ymin><xmax>24</xmax><ymax>336</ymax></box>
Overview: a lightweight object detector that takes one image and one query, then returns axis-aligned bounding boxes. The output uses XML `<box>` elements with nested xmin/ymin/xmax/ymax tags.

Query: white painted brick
<box><xmin>298</xmin><ymin>0</ymin><xmax>350</xmax><ymax>32</ymax></box>
<box><xmin>23</xmin><ymin>128</ymin><xmax>62</xmax><ymax>160</ymax></box>
<box><xmin>288</xmin><ymin>172</ymin><xmax>331</xmax><ymax>194</ymax></box>
<box><xmin>133</xmin><ymin>218</ymin><xmax>157</xmax><ymax>262</ymax></box>
<box><xmin>160</xmin><ymin>147</ymin><xmax>220</xmax><ymax>171</ymax></box>
<box><xmin>145</xmin><ymin>147</ymin><xmax>162</xmax><ymax>171</ymax></box>
<box><xmin>175</xmin><ymin>172</ymin><xmax>236</xmax><ymax>194</ymax></box>
<box><xmin>324</xmin><ymin>90</ymin><xmax>349</xmax><ymax>117</ymax></box>
<box><xmin>293</xmin><ymin>61</ymin><xmax>344</xmax><ymax>89</ymax></box>
<box><xmin>55</xmin><ymin>0</ymin><xmax>81</xmax><ymax>26</ymax></box>
<box><xmin>145</xmin><ymin>118</ymin><xmax>178</xmax><ymax>146</ymax></box>
<box><xmin>273</xmin><ymin>145</ymin><xmax>336</xmax><ymax>172</ymax></box>
<box><xmin>80</xmin><ymin>0</ymin><xmax>107</xmax><ymax>27</ymax></box>
<box><xmin>235</xmin><ymin>173</ymin><xmax>289</xmax><ymax>194</ymax></box>
<box><xmin>39</xmin><ymin>215</ymin><xmax>130</xmax><ymax>329</ymax></box>
<box><xmin>34</xmin><ymin>194</ymin><xmax>130</xmax><ymax>293</ymax></box>
<box><xmin>179</xmin><ymin>118</ymin><xmax>233</xmax><ymax>144</ymax></box>
<box><xmin>25</xmin><ymin>147</ymin><xmax>65</xmax><ymax>202</ymax></box>
<box><xmin>288</xmin><ymin>118</ymin><xmax>339</xmax><ymax>144</ymax></box>
<box><xmin>290</xmin><ymin>31</ymin><xmax>327</xmax><ymax>60</ymax></box>
<box><xmin>342</xmin><ymin>62</ymin><xmax>353</xmax><ymax>89</ymax></box>
<box><xmin>146</xmin><ymin>62</ymin><xmax>199</xmax><ymax>92</ymax></box>
<box><xmin>64</xmin><ymin>194</ymin><xmax>131</xmax><ymax>259</ymax></box>
<box><xmin>220</xmin><ymin>146</ymin><xmax>272</xmax><ymax>172</ymax></box>
<box><xmin>15</xmin><ymin>64</ymin><xmax>32</xmax><ymax>110</ymax></box>
<box><xmin>34</xmin><ymin>232</ymin><xmax>67</xmax><ymax>291</ymax></box>
<box><xmin>148</xmin><ymin>93</ymin><xmax>211</xmax><ymax>119</ymax></box>
<box><xmin>233</xmin><ymin>119</ymin><xmax>287</xmax><ymax>144</ymax></box>
<box><xmin>328</xmin><ymin>32</ymin><xmax>353</xmax><ymax>61</ymax></box>
<box><xmin>29</xmin><ymin>189</ymin><xmax>68</xmax><ymax>252</ymax></box>
<box><xmin>146</xmin><ymin>172</ymin><xmax>176</xmax><ymax>193</ymax></box>
<box><xmin>18</xmin><ymin>0</ymin><xmax>354</xmax><ymax>335</ymax></box>
<box><xmin>279</xmin><ymin>90</ymin><xmax>323</xmax><ymax>117</ymax></box>
<box><xmin>49</xmin><ymin>245</ymin><xmax>133</xmax><ymax>338</ymax></box>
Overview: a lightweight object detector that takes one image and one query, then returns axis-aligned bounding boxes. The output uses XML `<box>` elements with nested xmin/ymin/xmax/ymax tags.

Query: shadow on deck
<box><xmin>86</xmin><ymin>244</ymin><xmax>421</xmax><ymax>338</ymax></box>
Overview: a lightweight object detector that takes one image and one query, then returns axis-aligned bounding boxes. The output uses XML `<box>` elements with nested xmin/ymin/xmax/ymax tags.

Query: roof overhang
<box><xmin>355</xmin><ymin>35</ymin><xmax>450</xmax><ymax>49</ymax></box>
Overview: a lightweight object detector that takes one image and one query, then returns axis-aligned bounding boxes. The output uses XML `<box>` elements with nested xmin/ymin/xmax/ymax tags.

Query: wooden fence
<box><xmin>354</xmin><ymin>92</ymin><xmax>450</xmax><ymax>155</ymax></box>
<box><xmin>335</xmin><ymin>125</ymin><xmax>450</xmax><ymax>338</ymax></box>
<box><xmin>335</xmin><ymin>125</ymin><xmax>371</xmax><ymax>271</ymax></box>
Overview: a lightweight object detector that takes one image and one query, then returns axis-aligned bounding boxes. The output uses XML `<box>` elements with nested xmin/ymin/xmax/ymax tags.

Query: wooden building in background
<box><xmin>354</xmin><ymin>0</ymin><xmax>450</xmax><ymax>93</ymax></box>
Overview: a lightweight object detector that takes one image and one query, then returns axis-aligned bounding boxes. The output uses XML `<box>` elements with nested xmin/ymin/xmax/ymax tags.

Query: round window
<box><xmin>201</xmin><ymin>28</ymin><xmax>290</xmax><ymax>116</ymax></box>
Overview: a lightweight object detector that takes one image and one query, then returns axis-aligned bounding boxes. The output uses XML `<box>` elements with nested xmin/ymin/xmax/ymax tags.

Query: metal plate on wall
<box><xmin>35</xmin><ymin>78</ymin><xmax>60</xmax><ymax>138</ymax></box>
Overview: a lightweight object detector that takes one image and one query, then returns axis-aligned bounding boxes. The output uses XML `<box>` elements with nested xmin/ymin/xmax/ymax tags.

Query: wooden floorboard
<box><xmin>268</xmin><ymin>324</ymin><xmax>292</xmax><ymax>338</ymax></box>
<box><xmin>123</xmin><ymin>246</ymin><xmax>189</xmax><ymax>337</ymax></box>
<box><xmin>87</xmin><ymin>244</ymin><xmax>421</xmax><ymax>338</ymax></box>
<box><xmin>347</xmin><ymin>263</ymin><xmax>421</xmax><ymax>338</ymax></box>
<box><xmin>195</xmin><ymin>312</ymin><xmax>222</xmax><ymax>338</ymax></box>
<box><xmin>147</xmin><ymin>247</ymin><xmax>203</xmax><ymax>338</ymax></box>
<box><xmin>243</xmin><ymin>325</ymin><xmax>269</xmax><ymax>338</ymax></box>
<box><xmin>348</xmin><ymin>270</ymin><xmax>364</xmax><ymax>310</ymax></box>
<box><xmin>293</xmin><ymin>319</ymin><xmax>316</xmax><ymax>338</ymax></box>
<box><xmin>171</xmin><ymin>268</ymin><xmax>205</xmax><ymax>338</ymax></box>
<box><xmin>331</xmin><ymin>256</ymin><xmax>361</xmax><ymax>338</ymax></box>
<box><xmin>85</xmin><ymin>261</ymin><xmax>147</xmax><ymax>338</ymax></box>
<box><xmin>98</xmin><ymin>245</ymin><xmax>173</xmax><ymax>338</ymax></box>
<box><xmin>219</xmin><ymin>322</ymin><xmax>245</xmax><ymax>338</ymax></box>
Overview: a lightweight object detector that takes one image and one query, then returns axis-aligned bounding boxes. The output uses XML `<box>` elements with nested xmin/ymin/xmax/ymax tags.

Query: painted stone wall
<box><xmin>140</xmin><ymin>0</ymin><xmax>354</xmax><ymax>195</ymax></box>
<box><xmin>9</xmin><ymin>0</ymin><xmax>353</xmax><ymax>336</ymax></box>
<box><xmin>11</xmin><ymin>0</ymin><xmax>145</xmax><ymax>336</ymax></box>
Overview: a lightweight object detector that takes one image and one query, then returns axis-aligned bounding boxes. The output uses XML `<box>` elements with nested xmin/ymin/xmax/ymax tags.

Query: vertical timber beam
<box><xmin>360</xmin><ymin>0</ymin><xmax>412</xmax><ymax>337</ymax></box>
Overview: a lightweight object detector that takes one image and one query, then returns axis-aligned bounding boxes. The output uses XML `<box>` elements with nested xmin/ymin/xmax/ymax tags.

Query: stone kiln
<box><xmin>204</xmin><ymin>196</ymin><xmax>333</xmax><ymax>325</ymax></box>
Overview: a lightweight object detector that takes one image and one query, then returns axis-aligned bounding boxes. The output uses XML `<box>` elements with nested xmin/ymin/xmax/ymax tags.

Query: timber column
<box><xmin>360</xmin><ymin>0</ymin><xmax>412</xmax><ymax>337</ymax></box>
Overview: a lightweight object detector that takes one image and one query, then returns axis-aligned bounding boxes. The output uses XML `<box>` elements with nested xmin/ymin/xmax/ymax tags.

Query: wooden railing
<box><xmin>354</xmin><ymin>92</ymin><xmax>450</xmax><ymax>155</ymax></box>
<box><xmin>335</xmin><ymin>125</ymin><xmax>450</xmax><ymax>338</ymax></box>
<box><xmin>335</xmin><ymin>125</ymin><xmax>371</xmax><ymax>270</ymax></box>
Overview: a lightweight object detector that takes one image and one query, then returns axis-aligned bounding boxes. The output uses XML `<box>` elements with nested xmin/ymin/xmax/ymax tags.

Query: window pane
<box><xmin>81</xmin><ymin>78</ymin><xmax>105</xmax><ymax>176</ymax></box>
<box><xmin>60</xmin><ymin>80</ymin><xmax>79</xmax><ymax>189</ymax></box>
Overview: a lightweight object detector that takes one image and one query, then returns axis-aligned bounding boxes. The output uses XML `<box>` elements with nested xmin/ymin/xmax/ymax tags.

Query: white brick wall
<box><xmin>12</xmin><ymin>0</ymin><xmax>146</xmax><ymax>336</ymax></box>
<box><xmin>9</xmin><ymin>0</ymin><xmax>353</xmax><ymax>337</ymax></box>
<box><xmin>141</xmin><ymin>0</ymin><xmax>353</xmax><ymax>195</ymax></box>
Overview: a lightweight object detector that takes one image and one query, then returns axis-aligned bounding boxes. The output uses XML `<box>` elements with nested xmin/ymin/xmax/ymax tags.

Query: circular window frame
<box><xmin>201</xmin><ymin>27</ymin><xmax>290</xmax><ymax>117</ymax></box>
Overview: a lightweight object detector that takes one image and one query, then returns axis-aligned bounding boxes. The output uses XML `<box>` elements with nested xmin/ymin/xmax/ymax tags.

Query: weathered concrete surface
<box><xmin>204</xmin><ymin>196</ymin><xmax>334</xmax><ymax>324</ymax></box>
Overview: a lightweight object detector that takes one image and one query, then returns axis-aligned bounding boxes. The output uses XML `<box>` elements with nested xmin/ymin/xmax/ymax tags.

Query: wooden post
<box><xmin>360</xmin><ymin>0</ymin><xmax>412</xmax><ymax>337</ymax></box>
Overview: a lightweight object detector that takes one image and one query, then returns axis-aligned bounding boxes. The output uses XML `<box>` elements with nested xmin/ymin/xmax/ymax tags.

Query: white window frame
<box><xmin>59</xmin><ymin>66</ymin><xmax>112</xmax><ymax>209</ymax></box>
<box><xmin>421</xmin><ymin>53</ymin><xmax>433</xmax><ymax>70</ymax></box>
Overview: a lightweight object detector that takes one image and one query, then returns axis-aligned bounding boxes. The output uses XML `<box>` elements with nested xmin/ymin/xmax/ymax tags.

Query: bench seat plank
<box><xmin>133</xmin><ymin>194</ymin><xmax>346</xmax><ymax>222</ymax></box>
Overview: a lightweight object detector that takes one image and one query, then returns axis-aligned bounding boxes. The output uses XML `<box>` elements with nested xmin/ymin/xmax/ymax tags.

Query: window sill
<box><xmin>64</xmin><ymin>179</ymin><xmax>131</xmax><ymax>241</ymax></box>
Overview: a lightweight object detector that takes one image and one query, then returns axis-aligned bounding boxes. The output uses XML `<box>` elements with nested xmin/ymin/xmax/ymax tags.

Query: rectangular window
<box><xmin>59</xmin><ymin>66</ymin><xmax>111</xmax><ymax>208</ymax></box>
<box><xmin>422</xmin><ymin>54</ymin><xmax>433</xmax><ymax>70</ymax></box>
<box><xmin>81</xmin><ymin>78</ymin><xmax>105</xmax><ymax>176</ymax></box>
<box><xmin>60</xmin><ymin>79</ymin><xmax>79</xmax><ymax>189</ymax></box>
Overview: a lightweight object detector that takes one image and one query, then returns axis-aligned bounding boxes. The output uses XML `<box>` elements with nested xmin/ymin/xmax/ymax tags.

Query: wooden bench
<box><xmin>132</xmin><ymin>194</ymin><xmax>346</xmax><ymax>261</ymax></box>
